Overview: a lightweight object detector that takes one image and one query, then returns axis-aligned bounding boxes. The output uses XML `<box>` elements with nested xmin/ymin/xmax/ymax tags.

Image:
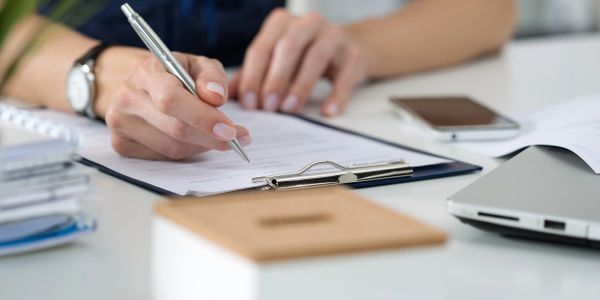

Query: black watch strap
<box><xmin>73</xmin><ymin>42</ymin><xmax>111</xmax><ymax>120</ymax></box>
<box><xmin>75</xmin><ymin>42</ymin><xmax>112</xmax><ymax>66</ymax></box>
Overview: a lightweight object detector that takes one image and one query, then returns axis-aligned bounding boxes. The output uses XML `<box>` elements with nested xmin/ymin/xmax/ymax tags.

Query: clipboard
<box><xmin>251</xmin><ymin>160</ymin><xmax>413</xmax><ymax>191</ymax></box>
<box><xmin>2</xmin><ymin>101</ymin><xmax>480</xmax><ymax>195</ymax></box>
<box><xmin>77</xmin><ymin>115</ymin><xmax>481</xmax><ymax>195</ymax></box>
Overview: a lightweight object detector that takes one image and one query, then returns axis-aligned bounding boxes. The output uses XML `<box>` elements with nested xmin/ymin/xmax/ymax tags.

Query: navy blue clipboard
<box><xmin>78</xmin><ymin>116</ymin><xmax>481</xmax><ymax>196</ymax></box>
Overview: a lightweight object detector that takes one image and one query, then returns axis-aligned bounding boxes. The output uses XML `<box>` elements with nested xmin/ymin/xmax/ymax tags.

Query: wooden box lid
<box><xmin>155</xmin><ymin>187</ymin><xmax>446</xmax><ymax>262</ymax></box>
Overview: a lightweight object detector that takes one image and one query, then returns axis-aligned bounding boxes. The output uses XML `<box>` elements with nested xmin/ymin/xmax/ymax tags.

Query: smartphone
<box><xmin>390</xmin><ymin>96</ymin><xmax>520</xmax><ymax>141</ymax></box>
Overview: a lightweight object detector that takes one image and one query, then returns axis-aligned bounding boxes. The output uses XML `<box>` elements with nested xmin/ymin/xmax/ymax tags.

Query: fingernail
<box><xmin>212</xmin><ymin>122</ymin><xmax>236</xmax><ymax>140</ymax></box>
<box><xmin>206</xmin><ymin>82</ymin><xmax>226</xmax><ymax>98</ymax></box>
<box><xmin>327</xmin><ymin>103</ymin><xmax>338</xmax><ymax>116</ymax></box>
<box><xmin>243</xmin><ymin>91</ymin><xmax>257</xmax><ymax>109</ymax></box>
<box><xmin>239</xmin><ymin>135</ymin><xmax>252</xmax><ymax>147</ymax></box>
<box><xmin>281</xmin><ymin>95</ymin><xmax>298</xmax><ymax>112</ymax></box>
<box><xmin>263</xmin><ymin>93</ymin><xmax>279</xmax><ymax>111</ymax></box>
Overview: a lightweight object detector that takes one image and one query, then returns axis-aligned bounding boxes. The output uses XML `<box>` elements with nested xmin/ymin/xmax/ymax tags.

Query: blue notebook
<box><xmin>0</xmin><ymin>214</ymin><xmax>96</xmax><ymax>257</ymax></box>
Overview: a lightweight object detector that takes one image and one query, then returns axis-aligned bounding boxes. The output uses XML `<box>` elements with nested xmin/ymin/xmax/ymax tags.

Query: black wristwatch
<box><xmin>66</xmin><ymin>42</ymin><xmax>112</xmax><ymax>119</ymax></box>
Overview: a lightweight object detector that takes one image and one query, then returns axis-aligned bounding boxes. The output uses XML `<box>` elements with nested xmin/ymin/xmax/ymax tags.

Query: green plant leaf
<box><xmin>0</xmin><ymin>0</ymin><xmax>38</xmax><ymax>49</ymax></box>
<box><xmin>0</xmin><ymin>0</ymin><xmax>108</xmax><ymax>94</ymax></box>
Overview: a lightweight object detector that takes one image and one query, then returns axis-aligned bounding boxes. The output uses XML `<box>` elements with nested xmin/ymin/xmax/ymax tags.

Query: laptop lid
<box><xmin>448</xmin><ymin>146</ymin><xmax>600</xmax><ymax>246</ymax></box>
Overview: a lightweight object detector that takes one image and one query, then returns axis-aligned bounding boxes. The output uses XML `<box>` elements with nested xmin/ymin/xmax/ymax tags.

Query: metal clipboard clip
<box><xmin>252</xmin><ymin>161</ymin><xmax>413</xmax><ymax>191</ymax></box>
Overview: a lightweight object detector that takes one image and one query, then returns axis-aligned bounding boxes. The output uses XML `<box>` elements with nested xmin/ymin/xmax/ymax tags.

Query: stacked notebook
<box><xmin>0</xmin><ymin>124</ymin><xmax>96</xmax><ymax>256</ymax></box>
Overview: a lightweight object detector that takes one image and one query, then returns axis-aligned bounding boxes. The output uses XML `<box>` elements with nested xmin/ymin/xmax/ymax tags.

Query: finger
<box><xmin>110</xmin><ymin>134</ymin><xmax>168</xmax><ymax>160</ymax></box>
<box><xmin>321</xmin><ymin>46</ymin><xmax>365</xmax><ymax>117</ymax></box>
<box><xmin>142</xmin><ymin>71</ymin><xmax>240</xmax><ymax>142</ymax></box>
<box><xmin>122</xmin><ymin>76</ymin><xmax>250</xmax><ymax>148</ymax></box>
<box><xmin>238</xmin><ymin>8</ymin><xmax>292</xmax><ymax>109</ymax></box>
<box><xmin>111</xmin><ymin>112</ymin><xmax>211</xmax><ymax>160</ymax></box>
<box><xmin>321</xmin><ymin>54</ymin><xmax>361</xmax><ymax>117</ymax></box>
<box><xmin>283</xmin><ymin>26</ymin><xmax>343</xmax><ymax>113</ymax></box>
<box><xmin>106</xmin><ymin>100</ymin><xmax>207</xmax><ymax>159</ymax></box>
<box><xmin>131</xmin><ymin>112</ymin><xmax>250</xmax><ymax>155</ymax></box>
<box><xmin>228</xmin><ymin>71</ymin><xmax>241</xmax><ymax>102</ymax></box>
<box><xmin>234</xmin><ymin>125</ymin><xmax>252</xmax><ymax>147</ymax></box>
<box><xmin>261</xmin><ymin>13</ymin><xmax>325</xmax><ymax>112</ymax></box>
<box><xmin>184</xmin><ymin>54</ymin><xmax>229</xmax><ymax>107</ymax></box>
<box><xmin>142</xmin><ymin>101</ymin><xmax>252</xmax><ymax>150</ymax></box>
<box><xmin>108</xmin><ymin>86</ymin><xmax>252</xmax><ymax>155</ymax></box>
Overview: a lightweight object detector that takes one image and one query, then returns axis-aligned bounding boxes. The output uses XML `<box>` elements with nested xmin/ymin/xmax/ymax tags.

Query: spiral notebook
<box><xmin>0</xmin><ymin>105</ymin><xmax>96</xmax><ymax>256</ymax></box>
<box><xmin>0</xmin><ymin>101</ymin><xmax>481</xmax><ymax>196</ymax></box>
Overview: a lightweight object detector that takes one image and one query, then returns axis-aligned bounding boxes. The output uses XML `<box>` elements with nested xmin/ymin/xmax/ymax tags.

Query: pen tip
<box><xmin>229</xmin><ymin>139</ymin><xmax>251</xmax><ymax>163</ymax></box>
<box><xmin>240</xmin><ymin>151</ymin><xmax>251</xmax><ymax>163</ymax></box>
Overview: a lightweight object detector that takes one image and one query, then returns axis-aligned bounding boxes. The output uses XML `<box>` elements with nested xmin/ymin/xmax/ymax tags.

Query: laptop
<box><xmin>448</xmin><ymin>146</ymin><xmax>600</xmax><ymax>248</ymax></box>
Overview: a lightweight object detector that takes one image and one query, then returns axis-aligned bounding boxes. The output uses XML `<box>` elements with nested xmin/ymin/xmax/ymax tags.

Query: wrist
<box><xmin>93</xmin><ymin>46</ymin><xmax>151</xmax><ymax>118</ymax></box>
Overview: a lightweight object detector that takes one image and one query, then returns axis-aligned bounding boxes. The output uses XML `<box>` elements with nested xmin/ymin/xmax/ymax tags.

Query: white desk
<box><xmin>2</xmin><ymin>34</ymin><xmax>600</xmax><ymax>299</ymax></box>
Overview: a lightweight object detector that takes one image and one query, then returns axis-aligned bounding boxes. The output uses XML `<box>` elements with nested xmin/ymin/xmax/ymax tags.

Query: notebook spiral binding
<box><xmin>0</xmin><ymin>102</ymin><xmax>78</xmax><ymax>145</ymax></box>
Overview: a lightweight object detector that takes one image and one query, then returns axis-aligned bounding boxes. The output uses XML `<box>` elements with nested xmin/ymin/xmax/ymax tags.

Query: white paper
<box><xmin>31</xmin><ymin>104</ymin><xmax>449</xmax><ymax>195</ymax></box>
<box><xmin>0</xmin><ymin>196</ymin><xmax>80</xmax><ymax>223</ymax></box>
<box><xmin>458</xmin><ymin>94</ymin><xmax>600</xmax><ymax>174</ymax></box>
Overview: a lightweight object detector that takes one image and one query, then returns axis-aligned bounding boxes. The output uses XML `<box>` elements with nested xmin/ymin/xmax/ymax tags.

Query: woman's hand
<box><xmin>229</xmin><ymin>8</ymin><xmax>370</xmax><ymax>117</ymax></box>
<box><xmin>103</xmin><ymin>51</ymin><xmax>251</xmax><ymax>160</ymax></box>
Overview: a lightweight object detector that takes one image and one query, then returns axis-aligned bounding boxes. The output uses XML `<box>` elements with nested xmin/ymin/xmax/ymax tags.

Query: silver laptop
<box><xmin>448</xmin><ymin>146</ymin><xmax>600</xmax><ymax>248</ymax></box>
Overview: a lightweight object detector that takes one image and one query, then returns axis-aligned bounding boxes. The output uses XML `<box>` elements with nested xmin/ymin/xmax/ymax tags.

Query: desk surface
<box><xmin>2</xmin><ymin>35</ymin><xmax>600</xmax><ymax>300</ymax></box>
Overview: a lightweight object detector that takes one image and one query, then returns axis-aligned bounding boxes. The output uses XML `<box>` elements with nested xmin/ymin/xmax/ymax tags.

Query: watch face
<box><xmin>67</xmin><ymin>67</ymin><xmax>91</xmax><ymax>112</ymax></box>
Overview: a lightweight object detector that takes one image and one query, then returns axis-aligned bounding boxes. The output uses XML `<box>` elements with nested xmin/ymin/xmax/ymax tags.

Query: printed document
<box><xmin>30</xmin><ymin>104</ymin><xmax>449</xmax><ymax>195</ymax></box>
<box><xmin>458</xmin><ymin>94</ymin><xmax>600</xmax><ymax>174</ymax></box>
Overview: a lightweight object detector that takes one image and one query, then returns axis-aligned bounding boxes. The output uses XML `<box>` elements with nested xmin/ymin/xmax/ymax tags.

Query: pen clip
<box><xmin>252</xmin><ymin>160</ymin><xmax>413</xmax><ymax>191</ymax></box>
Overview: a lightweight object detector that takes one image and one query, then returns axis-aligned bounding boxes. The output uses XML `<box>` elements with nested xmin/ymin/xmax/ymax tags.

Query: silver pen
<box><xmin>120</xmin><ymin>3</ymin><xmax>250</xmax><ymax>163</ymax></box>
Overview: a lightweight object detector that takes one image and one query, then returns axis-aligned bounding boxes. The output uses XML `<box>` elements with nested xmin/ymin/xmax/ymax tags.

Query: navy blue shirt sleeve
<box><xmin>38</xmin><ymin>0</ymin><xmax>283</xmax><ymax>67</ymax></box>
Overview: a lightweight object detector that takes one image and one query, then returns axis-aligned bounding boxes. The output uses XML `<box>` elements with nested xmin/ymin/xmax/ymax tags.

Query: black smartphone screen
<box><xmin>390</xmin><ymin>96</ymin><xmax>518</xmax><ymax>128</ymax></box>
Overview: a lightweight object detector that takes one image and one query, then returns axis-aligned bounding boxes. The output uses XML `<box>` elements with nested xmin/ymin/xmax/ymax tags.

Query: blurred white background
<box><xmin>287</xmin><ymin>0</ymin><xmax>600</xmax><ymax>39</ymax></box>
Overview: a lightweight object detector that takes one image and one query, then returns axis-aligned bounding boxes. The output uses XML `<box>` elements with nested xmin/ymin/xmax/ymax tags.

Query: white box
<box><xmin>151</xmin><ymin>188</ymin><xmax>445</xmax><ymax>300</ymax></box>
